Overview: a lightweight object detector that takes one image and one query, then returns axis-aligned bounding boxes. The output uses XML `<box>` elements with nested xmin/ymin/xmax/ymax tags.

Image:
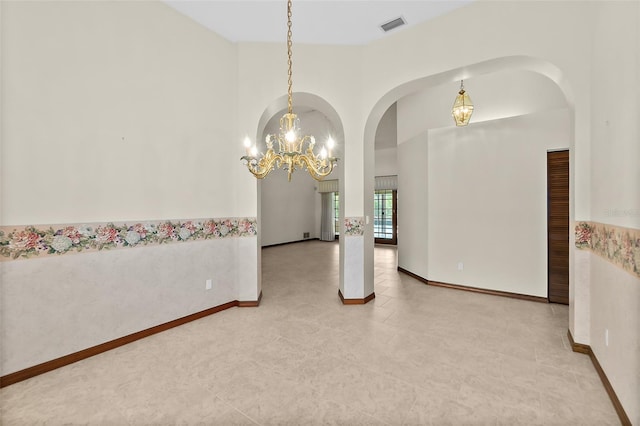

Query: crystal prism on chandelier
<box><xmin>240</xmin><ymin>0</ymin><xmax>338</xmax><ymax>181</ymax></box>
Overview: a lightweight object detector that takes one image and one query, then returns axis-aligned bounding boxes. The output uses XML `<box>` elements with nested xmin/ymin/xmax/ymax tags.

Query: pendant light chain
<box><xmin>286</xmin><ymin>0</ymin><xmax>293</xmax><ymax>115</ymax></box>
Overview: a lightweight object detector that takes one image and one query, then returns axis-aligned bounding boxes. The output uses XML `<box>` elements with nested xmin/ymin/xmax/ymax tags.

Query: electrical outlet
<box><xmin>303</xmin><ymin>232</ymin><xmax>310</xmax><ymax>238</ymax></box>
<box><xmin>605</xmin><ymin>329</ymin><xmax>609</xmax><ymax>346</ymax></box>
<box><xmin>205</xmin><ymin>279</ymin><xmax>212</xmax><ymax>290</ymax></box>
<box><xmin>457</xmin><ymin>262</ymin><xmax>464</xmax><ymax>271</ymax></box>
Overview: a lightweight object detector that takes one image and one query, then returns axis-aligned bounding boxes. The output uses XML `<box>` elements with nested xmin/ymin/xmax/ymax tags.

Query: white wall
<box><xmin>397</xmin><ymin>135</ymin><xmax>428</xmax><ymax>278</ymax></box>
<box><xmin>394</xmin><ymin>66</ymin><xmax>572</xmax><ymax>297</ymax></box>
<box><xmin>260</xmin><ymin>169</ymin><xmax>317</xmax><ymax>246</ymax></box>
<box><xmin>1</xmin><ymin>1</ymin><xmax>239</xmax><ymax>224</ymax></box>
<box><xmin>589</xmin><ymin>2</ymin><xmax>640</xmax><ymax>230</ymax></box>
<box><xmin>426</xmin><ymin>109</ymin><xmax>570</xmax><ymax>296</ymax></box>
<box><xmin>374</xmin><ymin>103</ymin><xmax>398</xmax><ymax>187</ymax></box>
<box><xmin>374</xmin><ymin>148</ymin><xmax>398</xmax><ymax>177</ymax></box>
<box><xmin>590</xmin><ymin>255</ymin><xmax>639</xmax><ymax>424</ymax></box>
<box><xmin>0</xmin><ymin>1</ymin><xmax>259</xmax><ymax>376</ymax></box>
<box><xmin>375</xmin><ymin>103</ymin><xmax>397</xmax><ymax>148</ymax></box>
<box><xmin>588</xmin><ymin>1</ymin><xmax>640</xmax><ymax>423</ymax></box>
<box><xmin>395</xmin><ymin>71</ymin><xmax>568</xmax><ymax>283</ymax></box>
<box><xmin>1</xmin><ymin>238</ymin><xmax>243</xmax><ymax>374</ymax></box>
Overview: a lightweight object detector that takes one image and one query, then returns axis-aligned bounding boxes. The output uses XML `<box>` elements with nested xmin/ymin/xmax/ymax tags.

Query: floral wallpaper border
<box><xmin>0</xmin><ymin>217</ymin><xmax>257</xmax><ymax>262</ymax></box>
<box><xmin>575</xmin><ymin>221</ymin><xmax>640</xmax><ymax>279</ymax></box>
<box><xmin>344</xmin><ymin>217</ymin><xmax>365</xmax><ymax>237</ymax></box>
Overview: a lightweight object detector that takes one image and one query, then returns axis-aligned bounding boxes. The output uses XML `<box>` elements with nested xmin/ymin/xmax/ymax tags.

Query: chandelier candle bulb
<box><xmin>327</xmin><ymin>137</ymin><xmax>335</xmax><ymax>157</ymax></box>
<box><xmin>286</xmin><ymin>129</ymin><xmax>296</xmax><ymax>143</ymax></box>
<box><xmin>243</xmin><ymin>136</ymin><xmax>252</xmax><ymax>156</ymax></box>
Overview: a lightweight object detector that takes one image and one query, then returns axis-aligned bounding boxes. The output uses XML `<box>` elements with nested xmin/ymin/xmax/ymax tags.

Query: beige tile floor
<box><xmin>0</xmin><ymin>241</ymin><xmax>620</xmax><ymax>425</ymax></box>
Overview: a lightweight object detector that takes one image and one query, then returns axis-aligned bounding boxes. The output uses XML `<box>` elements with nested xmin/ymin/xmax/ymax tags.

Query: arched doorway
<box><xmin>255</xmin><ymin>92</ymin><xmax>346</xmax><ymax>297</ymax></box>
<box><xmin>362</xmin><ymin>55</ymin><xmax>574</xmax><ymax>303</ymax></box>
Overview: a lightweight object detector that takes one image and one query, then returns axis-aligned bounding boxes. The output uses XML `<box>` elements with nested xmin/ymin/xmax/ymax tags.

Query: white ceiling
<box><xmin>165</xmin><ymin>0</ymin><xmax>473</xmax><ymax>46</ymax></box>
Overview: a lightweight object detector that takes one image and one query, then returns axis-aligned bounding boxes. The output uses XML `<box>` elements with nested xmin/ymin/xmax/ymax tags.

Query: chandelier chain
<box><xmin>240</xmin><ymin>0</ymin><xmax>338</xmax><ymax>181</ymax></box>
<box><xmin>287</xmin><ymin>0</ymin><xmax>293</xmax><ymax>114</ymax></box>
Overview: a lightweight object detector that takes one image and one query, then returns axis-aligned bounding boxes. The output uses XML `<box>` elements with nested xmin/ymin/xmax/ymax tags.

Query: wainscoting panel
<box><xmin>1</xmin><ymin>237</ymin><xmax>251</xmax><ymax>376</ymax></box>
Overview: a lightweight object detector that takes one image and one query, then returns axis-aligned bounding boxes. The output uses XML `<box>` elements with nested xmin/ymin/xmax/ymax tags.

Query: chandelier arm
<box><xmin>296</xmin><ymin>154</ymin><xmax>336</xmax><ymax>181</ymax></box>
<box><xmin>244</xmin><ymin>151</ymin><xmax>285</xmax><ymax>180</ymax></box>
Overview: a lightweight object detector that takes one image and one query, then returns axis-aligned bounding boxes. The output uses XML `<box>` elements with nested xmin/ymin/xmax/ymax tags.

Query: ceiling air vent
<box><xmin>380</xmin><ymin>16</ymin><xmax>406</xmax><ymax>33</ymax></box>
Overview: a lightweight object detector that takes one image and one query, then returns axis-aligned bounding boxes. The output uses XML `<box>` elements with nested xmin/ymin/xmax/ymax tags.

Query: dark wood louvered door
<box><xmin>547</xmin><ymin>150</ymin><xmax>569</xmax><ymax>304</ymax></box>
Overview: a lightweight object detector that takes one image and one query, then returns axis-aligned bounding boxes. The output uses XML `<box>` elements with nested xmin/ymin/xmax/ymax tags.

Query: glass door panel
<box><xmin>374</xmin><ymin>190</ymin><xmax>397</xmax><ymax>244</ymax></box>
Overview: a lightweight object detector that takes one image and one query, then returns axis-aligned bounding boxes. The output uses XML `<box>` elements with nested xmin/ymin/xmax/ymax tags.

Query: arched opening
<box><xmin>256</xmin><ymin>92</ymin><xmax>346</xmax><ymax>299</ymax></box>
<box><xmin>363</xmin><ymin>55</ymin><xmax>574</xmax><ymax>304</ymax></box>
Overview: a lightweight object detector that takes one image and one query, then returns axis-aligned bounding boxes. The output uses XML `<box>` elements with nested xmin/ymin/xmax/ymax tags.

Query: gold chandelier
<box><xmin>241</xmin><ymin>0</ymin><xmax>338</xmax><ymax>181</ymax></box>
<box><xmin>452</xmin><ymin>80</ymin><xmax>474</xmax><ymax>126</ymax></box>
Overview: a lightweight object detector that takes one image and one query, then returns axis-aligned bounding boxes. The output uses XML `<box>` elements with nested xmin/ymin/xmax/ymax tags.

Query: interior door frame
<box><xmin>547</xmin><ymin>149</ymin><xmax>570</xmax><ymax>304</ymax></box>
